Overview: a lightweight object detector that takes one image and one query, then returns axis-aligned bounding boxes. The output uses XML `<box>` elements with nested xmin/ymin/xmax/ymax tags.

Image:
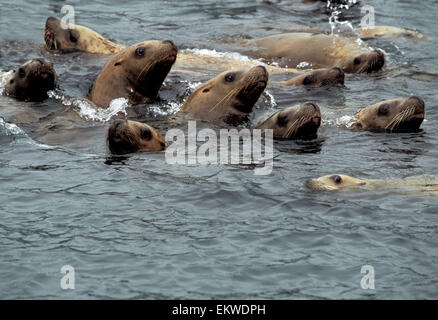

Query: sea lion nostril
<box><xmin>36</xmin><ymin>58</ymin><xmax>45</xmax><ymax>65</ymax></box>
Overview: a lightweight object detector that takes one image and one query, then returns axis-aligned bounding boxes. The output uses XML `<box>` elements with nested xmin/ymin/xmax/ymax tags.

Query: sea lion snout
<box><xmin>408</xmin><ymin>96</ymin><xmax>425</xmax><ymax>114</ymax></box>
<box><xmin>369</xmin><ymin>49</ymin><xmax>385</xmax><ymax>72</ymax></box>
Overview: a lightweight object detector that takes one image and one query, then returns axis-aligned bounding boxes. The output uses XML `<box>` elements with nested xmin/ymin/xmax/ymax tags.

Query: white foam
<box><xmin>296</xmin><ymin>61</ymin><xmax>312</xmax><ymax>69</ymax></box>
<box><xmin>323</xmin><ymin>115</ymin><xmax>356</xmax><ymax>128</ymax></box>
<box><xmin>48</xmin><ymin>90</ymin><xmax>130</xmax><ymax>122</ymax></box>
<box><xmin>149</xmin><ymin>101</ymin><xmax>181</xmax><ymax>117</ymax></box>
<box><xmin>0</xmin><ymin>70</ymin><xmax>13</xmax><ymax>92</ymax></box>
<box><xmin>0</xmin><ymin>117</ymin><xmax>25</xmax><ymax>136</ymax></box>
<box><xmin>263</xmin><ymin>90</ymin><xmax>277</xmax><ymax>108</ymax></box>
<box><xmin>77</xmin><ymin>97</ymin><xmax>130</xmax><ymax>122</ymax></box>
<box><xmin>183</xmin><ymin>48</ymin><xmax>253</xmax><ymax>62</ymax></box>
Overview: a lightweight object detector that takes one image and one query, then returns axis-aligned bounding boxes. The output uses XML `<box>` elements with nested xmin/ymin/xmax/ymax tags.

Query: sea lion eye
<box><xmin>302</xmin><ymin>75</ymin><xmax>316</xmax><ymax>85</ymax></box>
<box><xmin>277</xmin><ymin>114</ymin><xmax>289</xmax><ymax>127</ymax></box>
<box><xmin>332</xmin><ymin>175</ymin><xmax>342</xmax><ymax>184</ymax></box>
<box><xmin>135</xmin><ymin>47</ymin><xmax>146</xmax><ymax>57</ymax></box>
<box><xmin>354</xmin><ymin>57</ymin><xmax>361</xmax><ymax>65</ymax></box>
<box><xmin>378</xmin><ymin>103</ymin><xmax>390</xmax><ymax>116</ymax></box>
<box><xmin>225</xmin><ymin>73</ymin><xmax>235</xmax><ymax>82</ymax></box>
<box><xmin>69</xmin><ymin>32</ymin><xmax>78</xmax><ymax>43</ymax></box>
<box><xmin>140</xmin><ymin>128</ymin><xmax>152</xmax><ymax>140</ymax></box>
<box><xmin>18</xmin><ymin>68</ymin><xmax>26</xmax><ymax>78</ymax></box>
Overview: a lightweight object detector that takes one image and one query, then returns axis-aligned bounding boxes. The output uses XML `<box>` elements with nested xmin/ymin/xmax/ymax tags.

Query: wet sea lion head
<box><xmin>341</xmin><ymin>49</ymin><xmax>385</xmax><ymax>73</ymax></box>
<box><xmin>284</xmin><ymin>67</ymin><xmax>345</xmax><ymax>88</ymax></box>
<box><xmin>354</xmin><ymin>96</ymin><xmax>425</xmax><ymax>132</ymax></box>
<box><xmin>44</xmin><ymin>16</ymin><xmax>123</xmax><ymax>54</ymax></box>
<box><xmin>304</xmin><ymin>174</ymin><xmax>367</xmax><ymax>191</ymax></box>
<box><xmin>257</xmin><ymin>102</ymin><xmax>321</xmax><ymax>139</ymax></box>
<box><xmin>181</xmin><ymin>65</ymin><xmax>269</xmax><ymax>125</ymax></box>
<box><xmin>3</xmin><ymin>58</ymin><xmax>57</xmax><ymax>101</ymax></box>
<box><xmin>107</xmin><ymin>119</ymin><xmax>167</xmax><ymax>154</ymax></box>
<box><xmin>90</xmin><ymin>40</ymin><xmax>178</xmax><ymax>107</ymax></box>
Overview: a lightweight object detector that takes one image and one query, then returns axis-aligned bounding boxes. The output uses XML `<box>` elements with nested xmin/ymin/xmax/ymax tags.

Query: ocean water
<box><xmin>0</xmin><ymin>0</ymin><xmax>437</xmax><ymax>299</ymax></box>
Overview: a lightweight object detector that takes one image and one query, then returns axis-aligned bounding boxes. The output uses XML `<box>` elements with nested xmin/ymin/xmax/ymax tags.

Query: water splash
<box><xmin>323</xmin><ymin>115</ymin><xmax>356</xmax><ymax>128</ymax></box>
<box><xmin>327</xmin><ymin>0</ymin><xmax>358</xmax><ymax>37</ymax></box>
<box><xmin>149</xmin><ymin>101</ymin><xmax>181</xmax><ymax>117</ymax></box>
<box><xmin>0</xmin><ymin>70</ymin><xmax>13</xmax><ymax>92</ymax></box>
<box><xmin>0</xmin><ymin>117</ymin><xmax>25</xmax><ymax>136</ymax></box>
<box><xmin>263</xmin><ymin>90</ymin><xmax>277</xmax><ymax>108</ymax></box>
<box><xmin>183</xmin><ymin>48</ymin><xmax>252</xmax><ymax>62</ymax></box>
<box><xmin>48</xmin><ymin>90</ymin><xmax>130</xmax><ymax>122</ymax></box>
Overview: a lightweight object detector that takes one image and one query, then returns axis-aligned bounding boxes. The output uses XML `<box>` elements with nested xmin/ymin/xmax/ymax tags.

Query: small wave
<box><xmin>48</xmin><ymin>90</ymin><xmax>130</xmax><ymax>122</ymax></box>
<box><xmin>149</xmin><ymin>101</ymin><xmax>182</xmax><ymax>117</ymax></box>
<box><xmin>0</xmin><ymin>117</ymin><xmax>25</xmax><ymax>136</ymax></box>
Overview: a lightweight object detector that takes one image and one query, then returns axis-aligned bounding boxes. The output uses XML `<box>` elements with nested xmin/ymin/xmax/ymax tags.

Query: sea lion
<box><xmin>253</xmin><ymin>32</ymin><xmax>385</xmax><ymax>73</ymax></box>
<box><xmin>256</xmin><ymin>102</ymin><xmax>321</xmax><ymax>139</ymax></box>
<box><xmin>107</xmin><ymin>119</ymin><xmax>167</xmax><ymax>154</ymax></box>
<box><xmin>355</xmin><ymin>26</ymin><xmax>426</xmax><ymax>40</ymax></box>
<box><xmin>304</xmin><ymin>174</ymin><xmax>438</xmax><ymax>195</ymax></box>
<box><xmin>304</xmin><ymin>174</ymin><xmax>367</xmax><ymax>191</ymax></box>
<box><xmin>180</xmin><ymin>66</ymin><xmax>269</xmax><ymax>125</ymax></box>
<box><xmin>44</xmin><ymin>17</ymin><xmax>125</xmax><ymax>54</ymax></box>
<box><xmin>351</xmin><ymin>96</ymin><xmax>425</xmax><ymax>132</ymax></box>
<box><xmin>89</xmin><ymin>40</ymin><xmax>178</xmax><ymax>108</ymax></box>
<box><xmin>2</xmin><ymin>58</ymin><xmax>57</xmax><ymax>101</ymax></box>
<box><xmin>282</xmin><ymin>67</ymin><xmax>344</xmax><ymax>87</ymax></box>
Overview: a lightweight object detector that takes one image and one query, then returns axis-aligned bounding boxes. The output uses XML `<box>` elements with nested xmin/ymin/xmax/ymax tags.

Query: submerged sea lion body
<box><xmin>180</xmin><ymin>66</ymin><xmax>269</xmax><ymax>125</ymax></box>
<box><xmin>2</xmin><ymin>58</ymin><xmax>57</xmax><ymax>101</ymax></box>
<box><xmin>256</xmin><ymin>102</ymin><xmax>321</xmax><ymax>139</ymax></box>
<box><xmin>89</xmin><ymin>40</ymin><xmax>178</xmax><ymax>108</ymax></box>
<box><xmin>254</xmin><ymin>32</ymin><xmax>385</xmax><ymax>73</ymax></box>
<box><xmin>304</xmin><ymin>174</ymin><xmax>438</xmax><ymax>195</ymax></box>
<box><xmin>355</xmin><ymin>26</ymin><xmax>426</xmax><ymax>40</ymax></box>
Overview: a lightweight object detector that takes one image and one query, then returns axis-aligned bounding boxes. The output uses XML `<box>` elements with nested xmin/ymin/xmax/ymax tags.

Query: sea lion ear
<box><xmin>114</xmin><ymin>59</ymin><xmax>123</xmax><ymax>66</ymax></box>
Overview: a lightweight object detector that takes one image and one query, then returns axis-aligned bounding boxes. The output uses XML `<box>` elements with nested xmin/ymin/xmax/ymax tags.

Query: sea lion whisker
<box><xmin>208</xmin><ymin>87</ymin><xmax>240</xmax><ymax>113</ymax></box>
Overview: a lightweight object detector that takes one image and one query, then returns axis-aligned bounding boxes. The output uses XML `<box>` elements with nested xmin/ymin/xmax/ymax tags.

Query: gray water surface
<box><xmin>0</xmin><ymin>0</ymin><xmax>437</xmax><ymax>299</ymax></box>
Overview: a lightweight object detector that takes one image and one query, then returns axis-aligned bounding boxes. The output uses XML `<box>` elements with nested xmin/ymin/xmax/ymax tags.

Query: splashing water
<box><xmin>323</xmin><ymin>115</ymin><xmax>356</xmax><ymax>128</ymax></box>
<box><xmin>183</xmin><ymin>48</ymin><xmax>253</xmax><ymax>62</ymax></box>
<box><xmin>328</xmin><ymin>0</ymin><xmax>358</xmax><ymax>37</ymax></box>
<box><xmin>48</xmin><ymin>90</ymin><xmax>130</xmax><ymax>122</ymax></box>
<box><xmin>149</xmin><ymin>101</ymin><xmax>182</xmax><ymax>117</ymax></box>
<box><xmin>0</xmin><ymin>117</ymin><xmax>25</xmax><ymax>136</ymax></box>
<box><xmin>0</xmin><ymin>70</ymin><xmax>13</xmax><ymax>92</ymax></box>
<box><xmin>263</xmin><ymin>90</ymin><xmax>277</xmax><ymax>108</ymax></box>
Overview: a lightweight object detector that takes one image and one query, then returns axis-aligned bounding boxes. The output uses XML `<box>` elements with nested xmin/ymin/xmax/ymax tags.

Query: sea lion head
<box><xmin>342</xmin><ymin>49</ymin><xmax>385</xmax><ymax>73</ymax></box>
<box><xmin>107</xmin><ymin>119</ymin><xmax>167</xmax><ymax>154</ymax></box>
<box><xmin>3</xmin><ymin>58</ymin><xmax>57</xmax><ymax>101</ymax></box>
<box><xmin>284</xmin><ymin>67</ymin><xmax>344</xmax><ymax>88</ymax></box>
<box><xmin>354</xmin><ymin>96</ymin><xmax>425</xmax><ymax>132</ymax></box>
<box><xmin>181</xmin><ymin>66</ymin><xmax>269</xmax><ymax>125</ymax></box>
<box><xmin>90</xmin><ymin>40</ymin><xmax>178</xmax><ymax>107</ymax></box>
<box><xmin>257</xmin><ymin>102</ymin><xmax>321</xmax><ymax>139</ymax></box>
<box><xmin>304</xmin><ymin>174</ymin><xmax>367</xmax><ymax>191</ymax></box>
<box><xmin>114</xmin><ymin>40</ymin><xmax>177</xmax><ymax>103</ymax></box>
<box><xmin>44</xmin><ymin>16</ymin><xmax>122</xmax><ymax>54</ymax></box>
